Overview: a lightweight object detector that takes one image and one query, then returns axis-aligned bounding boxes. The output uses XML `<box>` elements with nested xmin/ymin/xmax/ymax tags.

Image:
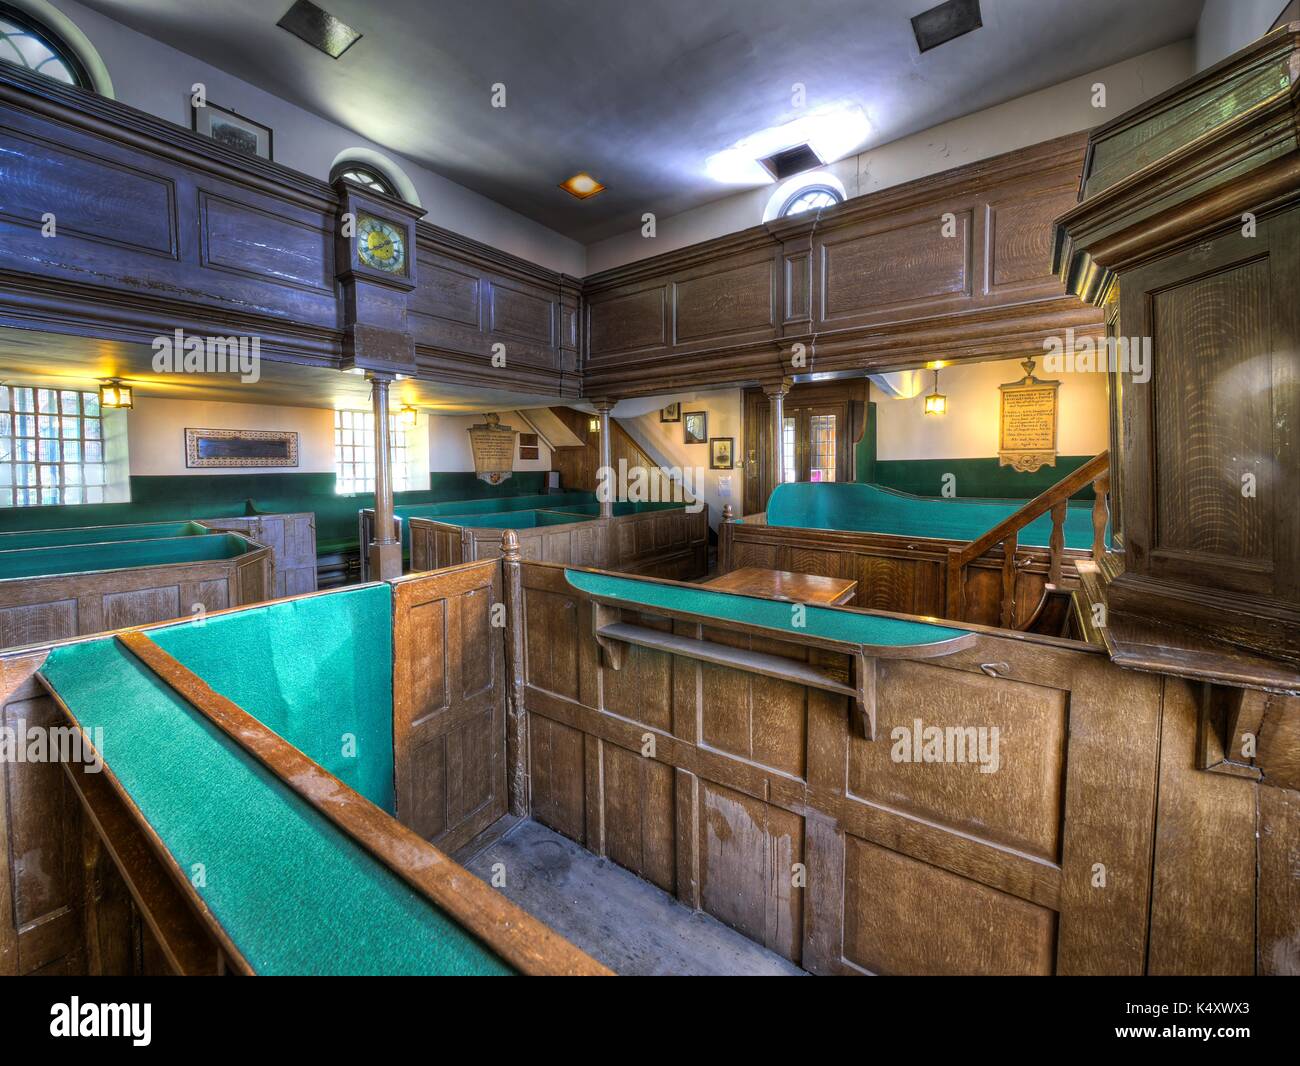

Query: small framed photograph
<box><xmin>709</xmin><ymin>437</ymin><xmax>734</xmax><ymax>470</ymax></box>
<box><xmin>683</xmin><ymin>411</ymin><xmax>707</xmax><ymax>444</ymax></box>
<box><xmin>519</xmin><ymin>433</ymin><xmax>539</xmax><ymax>461</ymax></box>
<box><xmin>659</xmin><ymin>402</ymin><xmax>681</xmax><ymax>423</ymax></box>
<box><xmin>192</xmin><ymin>101</ymin><xmax>273</xmax><ymax>160</ymax></box>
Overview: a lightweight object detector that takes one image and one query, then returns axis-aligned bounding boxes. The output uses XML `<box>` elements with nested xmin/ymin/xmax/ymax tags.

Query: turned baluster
<box><xmin>999</xmin><ymin>531</ymin><xmax>1018</xmax><ymax>628</ymax></box>
<box><xmin>1049</xmin><ymin>500</ymin><xmax>1067</xmax><ymax>586</ymax></box>
<box><xmin>1091</xmin><ymin>472</ymin><xmax>1110</xmax><ymax>560</ymax></box>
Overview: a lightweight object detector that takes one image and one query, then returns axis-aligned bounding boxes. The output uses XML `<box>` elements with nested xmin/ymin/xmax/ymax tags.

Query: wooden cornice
<box><xmin>1054</xmin><ymin>23</ymin><xmax>1300</xmax><ymax>305</ymax></box>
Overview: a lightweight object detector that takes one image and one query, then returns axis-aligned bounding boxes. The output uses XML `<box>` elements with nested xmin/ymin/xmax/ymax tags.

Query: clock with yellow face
<box><xmin>356</xmin><ymin>213</ymin><xmax>406</xmax><ymax>274</ymax></box>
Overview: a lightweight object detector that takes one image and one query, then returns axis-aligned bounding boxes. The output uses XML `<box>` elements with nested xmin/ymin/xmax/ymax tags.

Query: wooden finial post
<box><xmin>722</xmin><ymin>503</ymin><xmax>734</xmax><ymax>522</ymax></box>
<box><xmin>501</xmin><ymin>528</ymin><xmax>521</xmax><ymax>562</ymax></box>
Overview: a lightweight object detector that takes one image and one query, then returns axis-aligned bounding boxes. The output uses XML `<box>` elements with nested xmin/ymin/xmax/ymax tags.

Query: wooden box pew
<box><xmin>0</xmin><ymin>581</ymin><xmax>606</xmax><ymax>976</ymax></box>
<box><xmin>504</xmin><ymin>554</ymin><xmax>1299</xmax><ymax>975</ymax></box>
<box><xmin>355</xmin><ymin>491</ymin><xmax>599</xmax><ymax>581</ymax></box>
<box><xmin>0</xmin><ymin>513</ymin><xmax>317</xmax><ymax>602</ymax></box>
<box><xmin>720</xmin><ymin>456</ymin><xmax>1110</xmax><ymax>630</ymax></box>
<box><xmin>363</xmin><ymin>501</ymin><xmax>709</xmax><ymax>581</ymax></box>
<box><xmin>0</xmin><ymin>531</ymin><xmax>272</xmax><ymax>651</ymax></box>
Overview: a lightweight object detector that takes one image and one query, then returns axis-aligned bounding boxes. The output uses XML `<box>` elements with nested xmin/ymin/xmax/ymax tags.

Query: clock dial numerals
<box><xmin>356</xmin><ymin>214</ymin><xmax>406</xmax><ymax>274</ymax></box>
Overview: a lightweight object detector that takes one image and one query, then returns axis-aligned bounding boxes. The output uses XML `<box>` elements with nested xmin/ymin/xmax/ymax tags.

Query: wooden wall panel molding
<box><xmin>583</xmin><ymin>132</ymin><xmax>1102</xmax><ymax>397</ymax></box>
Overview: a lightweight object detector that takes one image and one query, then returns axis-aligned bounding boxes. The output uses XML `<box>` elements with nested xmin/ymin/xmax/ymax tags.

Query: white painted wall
<box><xmin>124</xmin><ymin>396</ymin><xmax>337</xmax><ymax>475</ymax></box>
<box><xmin>1195</xmin><ymin>0</ymin><xmax>1290</xmax><ymax>70</ymax></box>
<box><xmin>426</xmin><ymin>411</ymin><xmax>554</xmax><ymax>474</ymax></box>
<box><xmin>586</xmin><ymin>41</ymin><xmax>1196</xmax><ymax>273</ymax></box>
<box><xmin>873</xmin><ymin>358</ymin><xmax>1108</xmax><ymax>462</ymax></box>
<box><xmin>40</xmin><ymin>0</ymin><xmax>585</xmax><ymax>275</ymax></box>
<box><xmin>620</xmin><ymin>390</ymin><xmax>743</xmax><ymax>530</ymax></box>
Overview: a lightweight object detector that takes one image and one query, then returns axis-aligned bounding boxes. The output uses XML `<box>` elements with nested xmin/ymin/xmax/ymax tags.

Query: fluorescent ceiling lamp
<box><xmin>706</xmin><ymin>103</ymin><xmax>871</xmax><ymax>185</ymax></box>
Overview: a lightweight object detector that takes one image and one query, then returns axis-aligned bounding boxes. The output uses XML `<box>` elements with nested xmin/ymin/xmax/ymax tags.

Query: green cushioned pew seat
<box><xmin>148</xmin><ymin>584</ymin><xmax>394</xmax><ymax>811</ymax></box>
<box><xmin>765</xmin><ymin>482</ymin><xmax>1101</xmax><ymax>549</ymax></box>
<box><xmin>0</xmin><ymin>533</ymin><xmax>256</xmax><ymax>581</ymax></box>
<box><xmin>0</xmin><ymin>520</ymin><xmax>214</xmax><ymax>551</ymax></box>
<box><xmin>564</xmin><ymin>569</ymin><xmax>965</xmax><ymax>649</ymax></box>
<box><xmin>38</xmin><ymin>637</ymin><xmax>512</xmax><ymax>976</ymax></box>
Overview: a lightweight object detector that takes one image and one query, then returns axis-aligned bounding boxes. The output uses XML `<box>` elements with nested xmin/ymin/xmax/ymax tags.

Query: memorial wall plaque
<box><xmin>999</xmin><ymin>358</ymin><xmax>1060</xmax><ymax>472</ymax></box>
<box><xmin>467</xmin><ymin>413</ymin><xmax>518</xmax><ymax>485</ymax></box>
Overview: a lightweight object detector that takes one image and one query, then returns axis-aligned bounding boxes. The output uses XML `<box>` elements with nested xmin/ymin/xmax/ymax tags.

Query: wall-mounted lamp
<box><xmin>923</xmin><ymin>369</ymin><xmax>947</xmax><ymax>416</ymax></box>
<box><xmin>397</xmin><ymin>404</ymin><xmax>418</xmax><ymax>429</ymax></box>
<box><xmin>99</xmin><ymin>379</ymin><xmax>134</xmax><ymax>409</ymax></box>
<box><xmin>588</xmin><ymin>417</ymin><xmax>600</xmax><ymax>433</ymax></box>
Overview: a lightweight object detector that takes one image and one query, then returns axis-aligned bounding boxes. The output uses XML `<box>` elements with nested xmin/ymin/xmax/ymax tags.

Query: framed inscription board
<box><xmin>467</xmin><ymin>413</ymin><xmax>517</xmax><ymax>485</ymax></box>
<box><xmin>185</xmin><ymin>428</ymin><xmax>298</xmax><ymax>468</ymax></box>
<box><xmin>999</xmin><ymin>359</ymin><xmax>1059</xmax><ymax>472</ymax></box>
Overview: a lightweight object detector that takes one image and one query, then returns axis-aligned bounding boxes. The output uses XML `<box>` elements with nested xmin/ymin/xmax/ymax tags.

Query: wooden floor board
<box><xmin>460</xmin><ymin>819</ymin><xmax>805</xmax><ymax>976</ymax></box>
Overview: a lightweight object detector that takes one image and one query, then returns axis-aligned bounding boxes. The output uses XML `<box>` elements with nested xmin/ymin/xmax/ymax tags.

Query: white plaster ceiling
<box><xmin>77</xmin><ymin>0</ymin><xmax>1203</xmax><ymax>243</ymax></box>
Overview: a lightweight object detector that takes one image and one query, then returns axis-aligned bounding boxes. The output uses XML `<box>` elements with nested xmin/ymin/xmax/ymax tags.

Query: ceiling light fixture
<box><xmin>705</xmin><ymin>103</ymin><xmax>872</xmax><ymax>186</ymax></box>
<box><xmin>923</xmin><ymin>369</ymin><xmax>947</xmax><ymax>416</ymax></box>
<box><xmin>99</xmin><ymin>379</ymin><xmax>133</xmax><ymax>409</ymax></box>
<box><xmin>397</xmin><ymin>404</ymin><xmax>418</xmax><ymax>428</ymax></box>
<box><xmin>560</xmin><ymin>172</ymin><xmax>606</xmax><ymax>200</ymax></box>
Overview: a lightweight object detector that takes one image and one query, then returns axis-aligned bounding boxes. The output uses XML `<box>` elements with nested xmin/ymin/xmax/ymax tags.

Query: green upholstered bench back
<box><xmin>765</xmin><ymin>482</ymin><xmax>1098</xmax><ymax>550</ymax></box>
<box><xmin>38</xmin><ymin>631</ymin><xmax>511</xmax><ymax>975</ymax></box>
<box><xmin>147</xmin><ymin>584</ymin><xmax>395</xmax><ymax>812</ymax></box>
<box><xmin>0</xmin><ymin>520</ymin><xmax>212</xmax><ymax>551</ymax></box>
<box><xmin>564</xmin><ymin>569</ymin><xmax>965</xmax><ymax>648</ymax></box>
<box><xmin>544</xmin><ymin>501</ymin><xmax>683</xmax><ymax>517</ymax></box>
<box><xmin>0</xmin><ymin>533</ymin><xmax>255</xmax><ymax>581</ymax></box>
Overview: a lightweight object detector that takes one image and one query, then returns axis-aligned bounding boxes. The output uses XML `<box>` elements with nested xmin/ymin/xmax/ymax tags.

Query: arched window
<box><xmin>331</xmin><ymin>163</ymin><xmax>397</xmax><ymax>198</ymax></box>
<box><xmin>0</xmin><ymin>3</ymin><xmax>90</xmax><ymax>89</ymax></box>
<box><xmin>780</xmin><ymin>184</ymin><xmax>842</xmax><ymax>218</ymax></box>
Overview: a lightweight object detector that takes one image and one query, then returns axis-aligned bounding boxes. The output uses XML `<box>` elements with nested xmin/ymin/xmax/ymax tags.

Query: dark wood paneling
<box><xmin>584</xmin><ymin>133</ymin><xmax>1102</xmax><ymax>396</ymax></box>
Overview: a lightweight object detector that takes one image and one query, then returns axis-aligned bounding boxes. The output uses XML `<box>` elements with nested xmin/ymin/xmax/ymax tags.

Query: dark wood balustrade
<box><xmin>945</xmin><ymin>450</ymin><xmax>1110</xmax><ymax>628</ymax></box>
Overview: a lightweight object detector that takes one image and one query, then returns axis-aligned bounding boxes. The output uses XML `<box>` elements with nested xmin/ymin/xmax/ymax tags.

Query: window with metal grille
<box><xmin>0</xmin><ymin>385</ymin><xmax>106</xmax><ymax>506</ymax></box>
<box><xmin>0</xmin><ymin>5</ymin><xmax>90</xmax><ymax>88</ymax></box>
<box><xmin>333</xmin><ymin>410</ymin><xmax>411</xmax><ymax>494</ymax></box>
<box><xmin>331</xmin><ymin>163</ymin><xmax>396</xmax><ymax>197</ymax></box>
<box><xmin>808</xmin><ymin>413</ymin><xmax>837</xmax><ymax>482</ymax></box>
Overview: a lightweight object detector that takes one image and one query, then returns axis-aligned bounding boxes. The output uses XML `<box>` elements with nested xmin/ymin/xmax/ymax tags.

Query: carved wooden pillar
<box><xmin>763</xmin><ymin>380</ymin><xmax>791</xmax><ymax>508</ymax></box>
<box><xmin>368</xmin><ymin>373</ymin><xmax>401</xmax><ymax>581</ymax></box>
<box><xmin>592</xmin><ymin>399</ymin><xmax>616</xmax><ymax>519</ymax></box>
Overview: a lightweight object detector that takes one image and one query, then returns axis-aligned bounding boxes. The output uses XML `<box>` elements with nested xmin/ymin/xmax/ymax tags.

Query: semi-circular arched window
<box><xmin>331</xmin><ymin>163</ymin><xmax>397</xmax><ymax>197</ymax></box>
<box><xmin>780</xmin><ymin>184</ymin><xmax>843</xmax><ymax>217</ymax></box>
<box><xmin>0</xmin><ymin>3</ymin><xmax>91</xmax><ymax>88</ymax></box>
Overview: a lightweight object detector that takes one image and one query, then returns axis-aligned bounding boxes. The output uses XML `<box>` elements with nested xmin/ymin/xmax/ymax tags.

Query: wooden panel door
<box><xmin>391</xmin><ymin>560</ymin><xmax>508</xmax><ymax>854</ymax></box>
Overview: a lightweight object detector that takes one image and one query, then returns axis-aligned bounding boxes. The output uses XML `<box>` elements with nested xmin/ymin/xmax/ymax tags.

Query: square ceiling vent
<box><xmin>759</xmin><ymin>143</ymin><xmax>825</xmax><ymax>182</ymax></box>
<box><xmin>277</xmin><ymin>1</ymin><xmax>363</xmax><ymax>59</ymax></box>
<box><xmin>911</xmin><ymin>0</ymin><xmax>982</xmax><ymax>54</ymax></box>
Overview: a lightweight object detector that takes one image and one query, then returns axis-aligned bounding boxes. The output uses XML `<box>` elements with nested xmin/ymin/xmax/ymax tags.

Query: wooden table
<box><xmin>704</xmin><ymin>567</ymin><xmax>858</xmax><ymax>606</ymax></box>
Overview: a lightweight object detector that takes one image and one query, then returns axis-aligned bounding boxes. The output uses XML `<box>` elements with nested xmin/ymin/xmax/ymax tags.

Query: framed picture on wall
<box><xmin>191</xmin><ymin>101</ymin><xmax>274</xmax><ymax>160</ymax></box>
<box><xmin>659</xmin><ymin>403</ymin><xmax>681</xmax><ymax>423</ymax></box>
<box><xmin>683</xmin><ymin>411</ymin><xmax>707</xmax><ymax>444</ymax></box>
<box><xmin>185</xmin><ymin>428</ymin><xmax>298</xmax><ymax>468</ymax></box>
<box><xmin>709</xmin><ymin>437</ymin><xmax>734</xmax><ymax>470</ymax></box>
<box><xmin>518</xmin><ymin>433</ymin><xmax>539</xmax><ymax>461</ymax></box>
